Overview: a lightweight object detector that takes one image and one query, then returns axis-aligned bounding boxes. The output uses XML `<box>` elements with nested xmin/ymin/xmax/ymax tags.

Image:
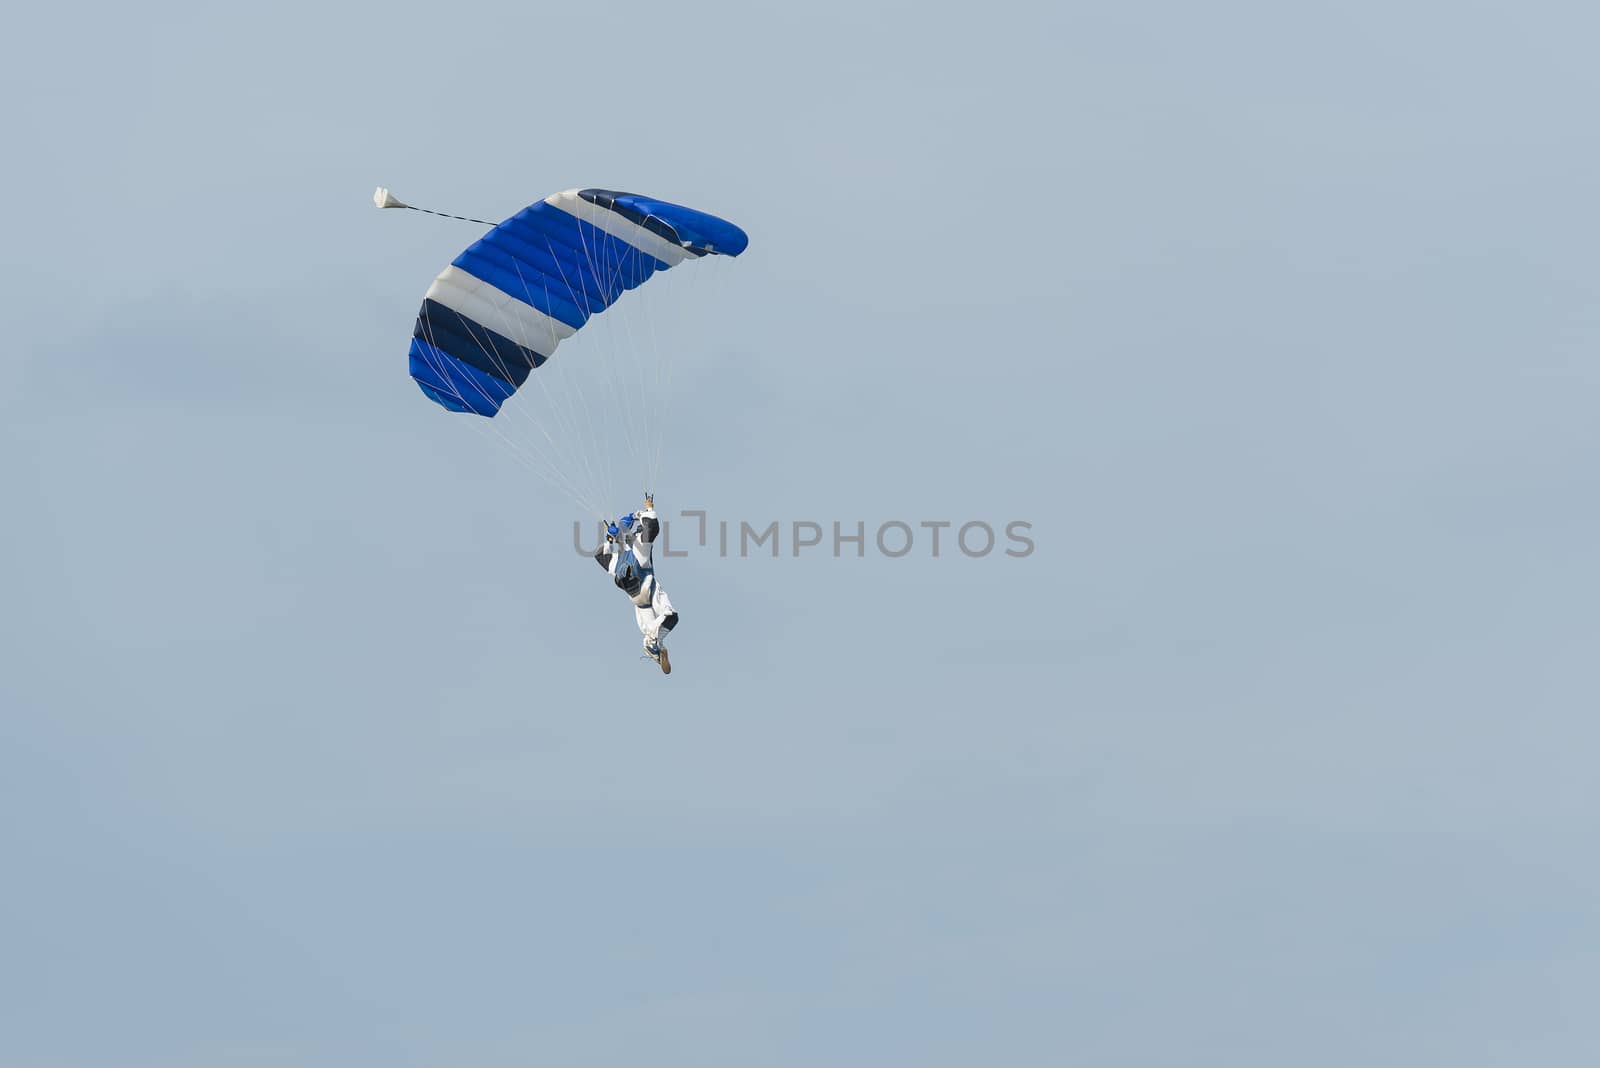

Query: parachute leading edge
<box><xmin>402</xmin><ymin>188</ymin><xmax>748</xmax><ymax>417</ymax></box>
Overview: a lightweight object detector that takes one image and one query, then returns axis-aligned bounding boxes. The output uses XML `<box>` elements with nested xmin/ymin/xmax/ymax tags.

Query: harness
<box><xmin>612</xmin><ymin>548</ymin><xmax>655</xmax><ymax>606</ymax></box>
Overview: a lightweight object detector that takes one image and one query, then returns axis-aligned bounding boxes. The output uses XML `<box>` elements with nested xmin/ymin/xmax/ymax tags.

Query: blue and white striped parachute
<box><xmin>393</xmin><ymin>188</ymin><xmax>748</xmax><ymax>417</ymax></box>
<box><xmin>380</xmin><ymin>185</ymin><xmax>747</xmax><ymax>516</ymax></box>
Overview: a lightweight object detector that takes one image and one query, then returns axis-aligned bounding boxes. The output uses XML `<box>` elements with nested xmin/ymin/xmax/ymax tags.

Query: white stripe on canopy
<box><xmin>425</xmin><ymin>265</ymin><xmax>577</xmax><ymax>359</ymax></box>
<box><xmin>545</xmin><ymin>189</ymin><xmax>691</xmax><ymax>268</ymax></box>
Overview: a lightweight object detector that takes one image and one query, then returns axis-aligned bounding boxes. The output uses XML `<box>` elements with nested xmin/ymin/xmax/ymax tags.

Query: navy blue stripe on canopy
<box><xmin>579</xmin><ymin>189</ymin><xmax>750</xmax><ymax>256</ymax></box>
<box><xmin>413</xmin><ymin>299</ymin><xmax>545</xmax><ymax>387</ymax></box>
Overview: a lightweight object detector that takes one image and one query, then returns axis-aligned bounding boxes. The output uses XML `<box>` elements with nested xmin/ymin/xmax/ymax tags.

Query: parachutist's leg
<box><xmin>635</xmin><ymin>582</ymin><xmax>676</xmax><ymax>650</ymax></box>
<box><xmin>630</xmin><ymin>577</ymin><xmax>673</xmax><ymax>673</ymax></box>
<box><xmin>650</xmin><ymin>584</ymin><xmax>676</xmax><ymax>641</ymax></box>
<box><xmin>651</xmin><ymin>589</ymin><xmax>675</xmax><ymax>675</ymax></box>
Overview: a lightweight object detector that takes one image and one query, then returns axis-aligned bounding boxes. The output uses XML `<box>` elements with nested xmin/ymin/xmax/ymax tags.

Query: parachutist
<box><xmin>386</xmin><ymin>189</ymin><xmax>743</xmax><ymax>664</ymax></box>
<box><xmin>594</xmin><ymin>497</ymin><xmax>677</xmax><ymax>674</ymax></box>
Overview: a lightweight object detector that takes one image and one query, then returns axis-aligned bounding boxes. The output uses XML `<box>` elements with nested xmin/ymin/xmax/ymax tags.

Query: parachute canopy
<box><xmin>405</xmin><ymin>189</ymin><xmax>748</xmax><ymax>417</ymax></box>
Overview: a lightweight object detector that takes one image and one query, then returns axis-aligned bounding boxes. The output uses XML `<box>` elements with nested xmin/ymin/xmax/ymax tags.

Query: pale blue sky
<box><xmin>3</xmin><ymin>1</ymin><xmax>1599</xmax><ymax>1065</ymax></box>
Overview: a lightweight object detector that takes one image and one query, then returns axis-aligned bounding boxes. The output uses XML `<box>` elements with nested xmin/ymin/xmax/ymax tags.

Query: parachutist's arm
<box><xmin>636</xmin><ymin>508</ymin><xmax>660</xmax><ymax>546</ymax></box>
